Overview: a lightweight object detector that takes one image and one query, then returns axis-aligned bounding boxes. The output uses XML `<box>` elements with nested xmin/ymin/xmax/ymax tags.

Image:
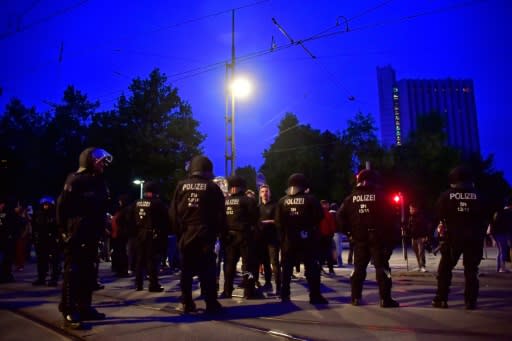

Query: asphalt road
<box><xmin>1</xmin><ymin>245</ymin><xmax>511</xmax><ymax>340</ymax></box>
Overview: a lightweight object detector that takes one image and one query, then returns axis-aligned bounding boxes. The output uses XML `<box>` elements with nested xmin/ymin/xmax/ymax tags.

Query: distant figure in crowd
<box><xmin>13</xmin><ymin>203</ymin><xmax>29</xmax><ymax>272</ymax></box>
<box><xmin>0</xmin><ymin>197</ymin><xmax>16</xmax><ymax>283</ymax></box>
<box><xmin>337</xmin><ymin>169</ymin><xmax>399</xmax><ymax>308</ymax></box>
<box><xmin>433</xmin><ymin>165</ymin><xmax>488</xmax><ymax>310</ymax></box>
<box><xmin>330</xmin><ymin>203</ymin><xmax>344</xmax><ymax>268</ymax></box>
<box><xmin>131</xmin><ymin>182</ymin><xmax>169</xmax><ymax>292</ymax></box>
<box><xmin>405</xmin><ymin>202</ymin><xmax>430</xmax><ymax>272</ymax></box>
<box><xmin>32</xmin><ymin>196</ymin><xmax>61</xmax><ymax>286</ymax></box>
<box><xmin>57</xmin><ymin>147</ymin><xmax>112</xmax><ymax>329</ymax></box>
<box><xmin>110</xmin><ymin>194</ymin><xmax>131</xmax><ymax>278</ymax></box>
<box><xmin>319</xmin><ymin>199</ymin><xmax>336</xmax><ymax>275</ymax></box>
<box><xmin>488</xmin><ymin>196</ymin><xmax>512</xmax><ymax>272</ymax></box>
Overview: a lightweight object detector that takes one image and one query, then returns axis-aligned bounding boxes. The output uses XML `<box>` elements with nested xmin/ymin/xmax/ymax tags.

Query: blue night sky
<box><xmin>1</xmin><ymin>0</ymin><xmax>510</xmax><ymax>184</ymax></box>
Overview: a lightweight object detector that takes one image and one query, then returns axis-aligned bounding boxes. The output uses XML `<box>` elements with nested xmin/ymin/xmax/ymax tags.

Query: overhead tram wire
<box><xmin>0</xmin><ymin>0</ymin><xmax>89</xmax><ymax>40</ymax></box>
<box><xmin>97</xmin><ymin>0</ymin><xmax>483</xmax><ymax>105</ymax></box>
<box><xmin>301</xmin><ymin>0</ymin><xmax>488</xmax><ymax>45</ymax></box>
<box><xmin>9</xmin><ymin>0</ymin><xmax>269</xmax><ymax>81</ymax></box>
<box><xmin>92</xmin><ymin>0</ymin><xmax>486</xmax><ymax>107</ymax></box>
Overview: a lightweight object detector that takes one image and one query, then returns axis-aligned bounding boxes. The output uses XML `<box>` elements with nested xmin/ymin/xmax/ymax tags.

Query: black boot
<box><xmin>351</xmin><ymin>297</ymin><xmax>362</xmax><ymax>306</ymax></box>
<box><xmin>309</xmin><ymin>294</ymin><xmax>328</xmax><ymax>304</ymax></box>
<box><xmin>179</xmin><ymin>301</ymin><xmax>197</xmax><ymax>313</ymax></box>
<box><xmin>80</xmin><ymin>307</ymin><xmax>106</xmax><ymax>321</ymax></box>
<box><xmin>205</xmin><ymin>300</ymin><xmax>223</xmax><ymax>315</ymax></box>
<box><xmin>63</xmin><ymin>312</ymin><xmax>82</xmax><ymax>329</ymax></box>
<box><xmin>432</xmin><ymin>296</ymin><xmax>448</xmax><ymax>308</ymax></box>
<box><xmin>380</xmin><ymin>298</ymin><xmax>399</xmax><ymax>308</ymax></box>
<box><xmin>149</xmin><ymin>284</ymin><xmax>164</xmax><ymax>292</ymax></box>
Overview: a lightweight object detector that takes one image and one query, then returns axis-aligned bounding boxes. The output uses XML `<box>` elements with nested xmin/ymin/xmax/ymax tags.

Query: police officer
<box><xmin>219</xmin><ymin>175</ymin><xmax>260</xmax><ymax>299</ymax></box>
<box><xmin>276</xmin><ymin>173</ymin><xmax>327</xmax><ymax>304</ymax></box>
<box><xmin>432</xmin><ymin>165</ymin><xmax>487</xmax><ymax>310</ymax></box>
<box><xmin>169</xmin><ymin>155</ymin><xmax>225</xmax><ymax>314</ymax></box>
<box><xmin>57</xmin><ymin>147</ymin><xmax>112</xmax><ymax>329</ymax></box>
<box><xmin>32</xmin><ymin>196</ymin><xmax>61</xmax><ymax>286</ymax></box>
<box><xmin>336</xmin><ymin>169</ymin><xmax>399</xmax><ymax>308</ymax></box>
<box><xmin>132</xmin><ymin>182</ymin><xmax>169</xmax><ymax>292</ymax></box>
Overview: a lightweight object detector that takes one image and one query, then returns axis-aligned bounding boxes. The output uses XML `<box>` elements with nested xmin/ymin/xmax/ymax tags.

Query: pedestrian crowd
<box><xmin>1</xmin><ymin>147</ymin><xmax>510</xmax><ymax>330</ymax></box>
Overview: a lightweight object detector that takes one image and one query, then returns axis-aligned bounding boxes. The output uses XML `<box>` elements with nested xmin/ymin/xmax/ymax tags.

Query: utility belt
<box><xmin>227</xmin><ymin>224</ymin><xmax>251</xmax><ymax>233</ymax></box>
<box><xmin>138</xmin><ymin>227</ymin><xmax>160</xmax><ymax>238</ymax></box>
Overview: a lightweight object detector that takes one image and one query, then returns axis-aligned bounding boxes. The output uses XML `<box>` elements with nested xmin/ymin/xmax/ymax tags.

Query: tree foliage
<box><xmin>0</xmin><ymin>69</ymin><xmax>205</xmax><ymax>203</ymax></box>
<box><xmin>235</xmin><ymin>165</ymin><xmax>257</xmax><ymax>192</ymax></box>
<box><xmin>0</xmin><ymin>99</ymin><xmax>45</xmax><ymax>199</ymax></box>
<box><xmin>89</xmin><ymin>69</ymin><xmax>205</xmax><ymax>198</ymax></box>
<box><xmin>261</xmin><ymin>112</ymin><xmax>363</xmax><ymax>201</ymax></box>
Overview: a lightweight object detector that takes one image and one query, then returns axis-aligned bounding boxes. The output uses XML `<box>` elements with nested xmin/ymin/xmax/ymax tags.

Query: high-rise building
<box><xmin>376</xmin><ymin>65</ymin><xmax>480</xmax><ymax>156</ymax></box>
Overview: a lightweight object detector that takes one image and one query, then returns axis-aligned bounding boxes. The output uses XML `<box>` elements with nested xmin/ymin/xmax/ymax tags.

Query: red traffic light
<box><xmin>392</xmin><ymin>193</ymin><xmax>402</xmax><ymax>204</ymax></box>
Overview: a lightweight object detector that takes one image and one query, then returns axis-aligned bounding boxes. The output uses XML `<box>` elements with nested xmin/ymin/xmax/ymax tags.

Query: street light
<box><xmin>133</xmin><ymin>179</ymin><xmax>145</xmax><ymax>199</ymax></box>
<box><xmin>230</xmin><ymin>77</ymin><xmax>252</xmax><ymax>99</ymax></box>
<box><xmin>225</xmin><ymin>70</ymin><xmax>252</xmax><ymax>176</ymax></box>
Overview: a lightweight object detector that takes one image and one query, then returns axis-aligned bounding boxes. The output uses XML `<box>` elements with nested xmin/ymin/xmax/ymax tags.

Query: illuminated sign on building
<box><xmin>392</xmin><ymin>87</ymin><xmax>401</xmax><ymax>145</ymax></box>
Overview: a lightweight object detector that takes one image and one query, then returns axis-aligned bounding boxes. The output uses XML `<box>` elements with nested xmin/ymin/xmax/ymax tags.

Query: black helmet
<box><xmin>143</xmin><ymin>181</ymin><xmax>159</xmax><ymax>195</ymax></box>
<box><xmin>356</xmin><ymin>169</ymin><xmax>377</xmax><ymax>186</ymax></box>
<box><xmin>286</xmin><ymin>173</ymin><xmax>308</xmax><ymax>195</ymax></box>
<box><xmin>39</xmin><ymin>196</ymin><xmax>55</xmax><ymax>206</ymax></box>
<box><xmin>78</xmin><ymin>147</ymin><xmax>113</xmax><ymax>173</ymax></box>
<box><xmin>448</xmin><ymin>165</ymin><xmax>473</xmax><ymax>185</ymax></box>
<box><xmin>227</xmin><ymin>175</ymin><xmax>246</xmax><ymax>192</ymax></box>
<box><xmin>189</xmin><ymin>155</ymin><xmax>213</xmax><ymax>179</ymax></box>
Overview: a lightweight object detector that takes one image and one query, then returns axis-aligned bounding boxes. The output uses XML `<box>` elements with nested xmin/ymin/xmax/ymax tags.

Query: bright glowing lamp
<box><xmin>230</xmin><ymin>77</ymin><xmax>252</xmax><ymax>99</ymax></box>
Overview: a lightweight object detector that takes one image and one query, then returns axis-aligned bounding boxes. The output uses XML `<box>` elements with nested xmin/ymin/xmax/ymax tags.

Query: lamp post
<box><xmin>225</xmin><ymin>73</ymin><xmax>252</xmax><ymax>176</ymax></box>
<box><xmin>133</xmin><ymin>179</ymin><xmax>145</xmax><ymax>199</ymax></box>
<box><xmin>223</xmin><ymin>9</ymin><xmax>253</xmax><ymax>176</ymax></box>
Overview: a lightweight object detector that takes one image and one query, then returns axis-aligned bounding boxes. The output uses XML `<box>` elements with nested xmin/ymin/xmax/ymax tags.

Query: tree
<box><xmin>89</xmin><ymin>68</ymin><xmax>205</xmax><ymax>198</ymax></box>
<box><xmin>39</xmin><ymin>86</ymin><xmax>100</xmax><ymax>197</ymax></box>
<box><xmin>235</xmin><ymin>165</ymin><xmax>257</xmax><ymax>192</ymax></box>
<box><xmin>0</xmin><ymin>98</ymin><xmax>46</xmax><ymax>200</ymax></box>
<box><xmin>261</xmin><ymin>113</ymin><xmax>326</xmax><ymax>198</ymax></box>
<box><xmin>341</xmin><ymin>112</ymin><xmax>384</xmax><ymax>172</ymax></box>
<box><xmin>318</xmin><ymin>130</ymin><xmax>353</xmax><ymax>203</ymax></box>
<box><xmin>384</xmin><ymin>111</ymin><xmax>461</xmax><ymax>210</ymax></box>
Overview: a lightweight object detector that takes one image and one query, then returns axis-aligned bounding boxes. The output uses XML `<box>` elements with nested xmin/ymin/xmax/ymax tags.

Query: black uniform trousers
<box><xmin>179</xmin><ymin>235</ymin><xmax>217</xmax><ymax>306</ymax></box>
<box><xmin>59</xmin><ymin>243</ymin><xmax>96</xmax><ymax>316</ymax></box>
<box><xmin>0</xmin><ymin>241</ymin><xmax>15</xmax><ymax>282</ymax></box>
<box><xmin>436</xmin><ymin>237</ymin><xmax>483</xmax><ymax>304</ymax></box>
<box><xmin>351</xmin><ymin>233</ymin><xmax>392</xmax><ymax>301</ymax></box>
<box><xmin>223</xmin><ymin>230</ymin><xmax>258</xmax><ymax>296</ymax></box>
<box><xmin>264</xmin><ymin>243</ymin><xmax>281</xmax><ymax>291</ymax></box>
<box><xmin>281</xmin><ymin>236</ymin><xmax>321</xmax><ymax>299</ymax></box>
<box><xmin>255</xmin><ymin>233</ymin><xmax>281</xmax><ymax>292</ymax></box>
<box><xmin>135</xmin><ymin>233</ymin><xmax>160</xmax><ymax>288</ymax></box>
<box><xmin>35</xmin><ymin>237</ymin><xmax>61</xmax><ymax>281</ymax></box>
<box><xmin>110</xmin><ymin>236</ymin><xmax>129</xmax><ymax>275</ymax></box>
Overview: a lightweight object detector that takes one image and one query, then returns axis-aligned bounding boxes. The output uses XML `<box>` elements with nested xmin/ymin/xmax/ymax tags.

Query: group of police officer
<box><xmin>52</xmin><ymin>147</ymin><xmax>490</xmax><ymax>329</ymax></box>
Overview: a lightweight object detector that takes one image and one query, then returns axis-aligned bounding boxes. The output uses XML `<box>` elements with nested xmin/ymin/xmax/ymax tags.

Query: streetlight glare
<box><xmin>133</xmin><ymin>179</ymin><xmax>145</xmax><ymax>198</ymax></box>
<box><xmin>230</xmin><ymin>77</ymin><xmax>251</xmax><ymax>98</ymax></box>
